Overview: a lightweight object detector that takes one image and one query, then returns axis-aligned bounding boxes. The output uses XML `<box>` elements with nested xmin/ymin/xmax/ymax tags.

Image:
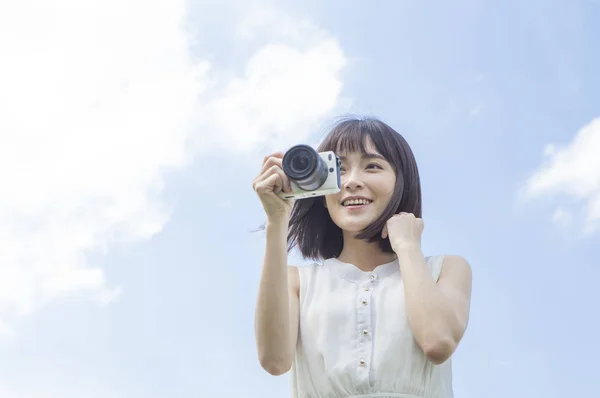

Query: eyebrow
<box><xmin>338</xmin><ymin>153</ymin><xmax>387</xmax><ymax>162</ymax></box>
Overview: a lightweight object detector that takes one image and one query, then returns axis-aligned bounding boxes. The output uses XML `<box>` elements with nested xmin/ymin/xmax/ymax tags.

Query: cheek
<box><xmin>324</xmin><ymin>194</ymin><xmax>338</xmax><ymax>209</ymax></box>
<box><xmin>376</xmin><ymin>176</ymin><xmax>396</xmax><ymax>198</ymax></box>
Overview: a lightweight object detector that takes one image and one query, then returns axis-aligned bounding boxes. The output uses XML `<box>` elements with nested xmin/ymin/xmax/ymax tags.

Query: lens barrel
<box><xmin>282</xmin><ymin>145</ymin><xmax>329</xmax><ymax>191</ymax></box>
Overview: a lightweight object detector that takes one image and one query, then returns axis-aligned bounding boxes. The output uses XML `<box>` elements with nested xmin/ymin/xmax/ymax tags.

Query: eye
<box><xmin>366</xmin><ymin>163</ymin><xmax>383</xmax><ymax>170</ymax></box>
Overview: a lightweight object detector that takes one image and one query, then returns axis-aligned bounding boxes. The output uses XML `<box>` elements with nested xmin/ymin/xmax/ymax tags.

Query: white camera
<box><xmin>278</xmin><ymin>144</ymin><xmax>341</xmax><ymax>200</ymax></box>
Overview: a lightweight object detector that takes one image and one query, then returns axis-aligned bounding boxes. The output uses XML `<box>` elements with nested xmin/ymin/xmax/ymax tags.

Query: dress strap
<box><xmin>426</xmin><ymin>255</ymin><xmax>445</xmax><ymax>282</ymax></box>
<box><xmin>294</xmin><ymin>263</ymin><xmax>318</xmax><ymax>306</ymax></box>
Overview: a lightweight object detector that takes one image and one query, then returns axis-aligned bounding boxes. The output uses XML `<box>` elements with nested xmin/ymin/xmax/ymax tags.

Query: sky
<box><xmin>0</xmin><ymin>0</ymin><xmax>599</xmax><ymax>397</ymax></box>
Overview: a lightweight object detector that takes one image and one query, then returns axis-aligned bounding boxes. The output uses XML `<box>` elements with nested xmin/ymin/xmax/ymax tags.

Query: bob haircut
<box><xmin>287</xmin><ymin>116</ymin><xmax>422</xmax><ymax>261</ymax></box>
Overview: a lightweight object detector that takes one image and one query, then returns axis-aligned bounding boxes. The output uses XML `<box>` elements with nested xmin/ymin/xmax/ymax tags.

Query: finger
<box><xmin>252</xmin><ymin>166</ymin><xmax>276</xmax><ymax>191</ymax></box>
<box><xmin>253</xmin><ymin>163</ymin><xmax>282</xmax><ymax>188</ymax></box>
<box><xmin>252</xmin><ymin>169</ymin><xmax>277</xmax><ymax>191</ymax></box>
<box><xmin>253</xmin><ymin>166</ymin><xmax>290</xmax><ymax>193</ymax></box>
<box><xmin>263</xmin><ymin>165</ymin><xmax>291</xmax><ymax>193</ymax></box>
<box><xmin>262</xmin><ymin>152</ymin><xmax>284</xmax><ymax>163</ymax></box>
<box><xmin>252</xmin><ymin>168</ymin><xmax>272</xmax><ymax>190</ymax></box>
<box><xmin>262</xmin><ymin>152</ymin><xmax>284</xmax><ymax>166</ymax></box>
<box><xmin>273</xmin><ymin>166</ymin><xmax>292</xmax><ymax>193</ymax></box>
<box><xmin>254</xmin><ymin>173</ymin><xmax>283</xmax><ymax>195</ymax></box>
<box><xmin>259</xmin><ymin>156</ymin><xmax>284</xmax><ymax>176</ymax></box>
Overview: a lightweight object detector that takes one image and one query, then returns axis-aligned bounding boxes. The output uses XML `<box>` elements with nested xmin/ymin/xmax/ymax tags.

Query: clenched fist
<box><xmin>381</xmin><ymin>212</ymin><xmax>424</xmax><ymax>253</ymax></box>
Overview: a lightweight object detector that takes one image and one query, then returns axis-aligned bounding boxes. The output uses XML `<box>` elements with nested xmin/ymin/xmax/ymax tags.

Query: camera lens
<box><xmin>282</xmin><ymin>144</ymin><xmax>329</xmax><ymax>191</ymax></box>
<box><xmin>292</xmin><ymin>155</ymin><xmax>310</xmax><ymax>173</ymax></box>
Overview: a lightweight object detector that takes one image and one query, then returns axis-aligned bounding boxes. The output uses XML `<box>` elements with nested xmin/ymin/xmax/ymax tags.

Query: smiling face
<box><xmin>325</xmin><ymin>137</ymin><xmax>397</xmax><ymax>233</ymax></box>
<box><xmin>287</xmin><ymin>117</ymin><xmax>422</xmax><ymax>260</ymax></box>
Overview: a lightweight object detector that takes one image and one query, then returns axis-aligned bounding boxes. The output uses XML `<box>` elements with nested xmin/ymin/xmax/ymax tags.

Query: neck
<box><xmin>337</xmin><ymin>231</ymin><xmax>397</xmax><ymax>272</ymax></box>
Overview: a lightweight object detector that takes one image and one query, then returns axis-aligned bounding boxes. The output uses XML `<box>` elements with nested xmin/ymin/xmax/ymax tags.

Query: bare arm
<box><xmin>397</xmin><ymin>250</ymin><xmax>472</xmax><ymax>364</ymax></box>
<box><xmin>254</xmin><ymin>218</ymin><xmax>300</xmax><ymax>375</ymax></box>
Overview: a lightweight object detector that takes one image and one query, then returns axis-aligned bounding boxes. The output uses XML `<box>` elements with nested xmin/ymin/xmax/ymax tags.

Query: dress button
<box><xmin>361</xmin><ymin>299</ymin><xmax>367</xmax><ymax>305</ymax></box>
<box><xmin>362</xmin><ymin>329</ymin><xmax>369</xmax><ymax>335</ymax></box>
<box><xmin>359</xmin><ymin>359</ymin><xmax>365</xmax><ymax>365</ymax></box>
<box><xmin>364</xmin><ymin>287</ymin><xmax>369</xmax><ymax>292</ymax></box>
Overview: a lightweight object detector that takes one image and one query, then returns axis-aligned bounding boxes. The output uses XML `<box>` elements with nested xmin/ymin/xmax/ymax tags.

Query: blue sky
<box><xmin>0</xmin><ymin>0</ymin><xmax>599</xmax><ymax>397</ymax></box>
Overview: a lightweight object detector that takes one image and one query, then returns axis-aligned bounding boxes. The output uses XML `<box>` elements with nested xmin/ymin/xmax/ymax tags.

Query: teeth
<box><xmin>343</xmin><ymin>199</ymin><xmax>372</xmax><ymax>206</ymax></box>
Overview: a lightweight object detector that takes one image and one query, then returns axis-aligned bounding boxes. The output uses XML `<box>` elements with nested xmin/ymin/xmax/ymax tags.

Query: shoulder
<box><xmin>287</xmin><ymin>263</ymin><xmax>320</xmax><ymax>295</ymax></box>
<box><xmin>287</xmin><ymin>263</ymin><xmax>321</xmax><ymax>274</ymax></box>
<box><xmin>439</xmin><ymin>255</ymin><xmax>471</xmax><ymax>274</ymax></box>
<box><xmin>424</xmin><ymin>254</ymin><xmax>471</xmax><ymax>282</ymax></box>
<box><xmin>435</xmin><ymin>255</ymin><xmax>472</xmax><ymax>292</ymax></box>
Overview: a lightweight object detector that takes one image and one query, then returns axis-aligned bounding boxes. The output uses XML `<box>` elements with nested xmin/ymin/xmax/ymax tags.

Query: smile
<box><xmin>342</xmin><ymin>198</ymin><xmax>373</xmax><ymax>207</ymax></box>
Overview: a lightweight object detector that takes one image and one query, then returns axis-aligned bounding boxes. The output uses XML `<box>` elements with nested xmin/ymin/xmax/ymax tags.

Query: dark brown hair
<box><xmin>287</xmin><ymin>116</ymin><xmax>422</xmax><ymax>261</ymax></box>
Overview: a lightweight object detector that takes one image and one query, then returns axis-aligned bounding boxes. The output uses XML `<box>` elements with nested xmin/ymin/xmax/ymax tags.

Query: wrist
<box><xmin>266</xmin><ymin>216</ymin><xmax>289</xmax><ymax>230</ymax></box>
<box><xmin>392</xmin><ymin>243</ymin><xmax>422</xmax><ymax>258</ymax></box>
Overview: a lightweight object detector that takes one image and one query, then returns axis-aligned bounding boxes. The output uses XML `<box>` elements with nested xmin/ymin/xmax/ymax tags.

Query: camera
<box><xmin>279</xmin><ymin>144</ymin><xmax>341</xmax><ymax>200</ymax></box>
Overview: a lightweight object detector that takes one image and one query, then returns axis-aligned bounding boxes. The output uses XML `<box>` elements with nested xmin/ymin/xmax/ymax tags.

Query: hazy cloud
<box><xmin>0</xmin><ymin>0</ymin><xmax>347</xmax><ymax>336</ymax></box>
<box><xmin>523</xmin><ymin>117</ymin><xmax>600</xmax><ymax>232</ymax></box>
<box><xmin>197</xmin><ymin>7</ymin><xmax>348</xmax><ymax>153</ymax></box>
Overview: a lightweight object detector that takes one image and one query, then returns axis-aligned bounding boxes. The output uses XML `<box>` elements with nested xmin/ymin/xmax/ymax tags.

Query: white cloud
<box><xmin>197</xmin><ymin>8</ymin><xmax>348</xmax><ymax>153</ymax></box>
<box><xmin>523</xmin><ymin>117</ymin><xmax>600</xmax><ymax>232</ymax></box>
<box><xmin>0</xmin><ymin>0</ymin><xmax>202</xmax><ymax>335</ymax></box>
<box><xmin>199</xmin><ymin>40</ymin><xmax>346</xmax><ymax>152</ymax></box>
<box><xmin>238</xmin><ymin>7</ymin><xmax>324</xmax><ymax>45</ymax></box>
<box><xmin>0</xmin><ymin>0</ymin><xmax>347</xmax><ymax>336</ymax></box>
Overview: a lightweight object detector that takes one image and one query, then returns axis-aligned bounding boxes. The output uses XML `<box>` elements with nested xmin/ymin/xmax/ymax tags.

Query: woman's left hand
<box><xmin>381</xmin><ymin>212</ymin><xmax>424</xmax><ymax>252</ymax></box>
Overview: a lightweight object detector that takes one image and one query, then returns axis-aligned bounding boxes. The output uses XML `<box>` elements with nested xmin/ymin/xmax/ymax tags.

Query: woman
<box><xmin>252</xmin><ymin>117</ymin><xmax>472</xmax><ymax>398</ymax></box>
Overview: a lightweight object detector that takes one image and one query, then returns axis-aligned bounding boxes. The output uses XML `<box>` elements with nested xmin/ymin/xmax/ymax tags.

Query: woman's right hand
<box><xmin>252</xmin><ymin>152</ymin><xmax>294</xmax><ymax>220</ymax></box>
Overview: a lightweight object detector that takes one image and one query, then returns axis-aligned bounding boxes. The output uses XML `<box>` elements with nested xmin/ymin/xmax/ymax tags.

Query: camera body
<box><xmin>278</xmin><ymin>144</ymin><xmax>341</xmax><ymax>200</ymax></box>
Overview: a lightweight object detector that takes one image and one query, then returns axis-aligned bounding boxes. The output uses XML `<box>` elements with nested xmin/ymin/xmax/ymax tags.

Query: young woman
<box><xmin>252</xmin><ymin>117</ymin><xmax>472</xmax><ymax>398</ymax></box>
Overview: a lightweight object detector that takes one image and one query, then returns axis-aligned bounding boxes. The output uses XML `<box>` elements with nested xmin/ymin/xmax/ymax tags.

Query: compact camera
<box><xmin>278</xmin><ymin>144</ymin><xmax>341</xmax><ymax>200</ymax></box>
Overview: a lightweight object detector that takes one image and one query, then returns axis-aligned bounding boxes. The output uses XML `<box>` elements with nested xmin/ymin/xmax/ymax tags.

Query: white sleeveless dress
<box><xmin>290</xmin><ymin>255</ymin><xmax>453</xmax><ymax>398</ymax></box>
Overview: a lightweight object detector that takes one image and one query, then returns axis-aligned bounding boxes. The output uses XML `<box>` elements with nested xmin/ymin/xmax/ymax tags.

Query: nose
<box><xmin>342</xmin><ymin>169</ymin><xmax>363</xmax><ymax>191</ymax></box>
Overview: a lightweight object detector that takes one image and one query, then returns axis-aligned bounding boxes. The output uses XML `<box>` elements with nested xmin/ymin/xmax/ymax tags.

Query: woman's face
<box><xmin>325</xmin><ymin>137</ymin><xmax>397</xmax><ymax>233</ymax></box>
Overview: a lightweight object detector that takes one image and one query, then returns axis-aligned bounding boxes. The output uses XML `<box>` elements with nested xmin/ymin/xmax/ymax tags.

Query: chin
<box><xmin>333</xmin><ymin>220</ymin><xmax>374</xmax><ymax>234</ymax></box>
<box><xmin>339</xmin><ymin>226</ymin><xmax>364</xmax><ymax>234</ymax></box>
<box><xmin>329</xmin><ymin>208</ymin><xmax>381</xmax><ymax>234</ymax></box>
